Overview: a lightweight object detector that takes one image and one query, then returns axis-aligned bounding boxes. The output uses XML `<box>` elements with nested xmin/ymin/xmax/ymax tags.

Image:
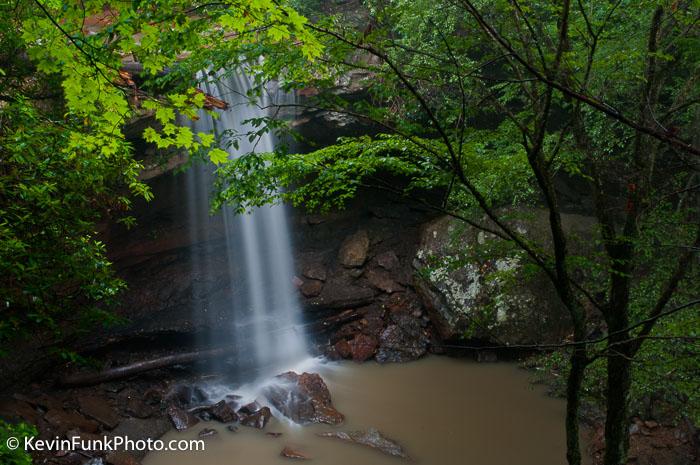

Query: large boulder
<box><xmin>264</xmin><ymin>372</ymin><xmax>344</xmax><ymax>425</ymax></box>
<box><xmin>413</xmin><ymin>211</ymin><xmax>593</xmax><ymax>344</ymax></box>
<box><xmin>338</xmin><ymin>230</ymin><xmax>370</xmax><ymax>267</ymax></box>
<box><xmin>375</xmin><ymin>313</ymin><xmax>429</xmax><ymax>363</ymax></box>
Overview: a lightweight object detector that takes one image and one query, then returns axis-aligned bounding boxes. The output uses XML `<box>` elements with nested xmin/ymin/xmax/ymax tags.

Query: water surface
<box><xmin>145</xmin><ymin>356</ymin><xmax>582</xmax><ymax>465</ymax></box>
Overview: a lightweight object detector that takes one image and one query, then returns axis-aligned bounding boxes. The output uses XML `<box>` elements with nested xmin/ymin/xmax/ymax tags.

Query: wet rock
<box><xmin>375</xmin><ymin>313</ymin><xmax>428</xmax><ymax>363</ymax></box>
<box><xmin>303</xmin><ymin>263</ymin><xmax>327</xmax><ymax>281</ymax></box>
<box><xmin>105</xmin><ymin>452</ymin><xmax>141</xmax><ymax>465</ymax></box>
<box><xmin>264</xmin><ymin>372</ymin><xmax>344</xmax><ymax>425</ymax></box>
<box><xmin>338</xmin><ymin>230</ymin><xmax>370</xmax><ymax>267</ymax></box>
<box><xmin>349</xmin><ymin>334</ymin><xmax>378</xmax><ymax>362</ymax></box>
<box><xmin>44</xmin><ymin>409</ymin><xmax>100</xmax><ymax>435</ymax></box>
<box><xmin>237</xmin><ymin>401</ymin><xmax>261</xmax><ymax>416</ymax></box>
<box><xmin>300</xmin><ymin>280</ymin><xmax>324</xmax><ymax>297</ymax></box>
<box><xmin>240</xmin><ymin>407</ymin><xmax>272</xmax><ymax>429</ymax></box>
<box><xmin>318</xmin><ymin>428</ymin><xmax>408</xmax><ymax>458</ymax></box>
<box><xmin>117</xmin><ymin>390</ymin><xmax>155</xmax><ymax>420</ymax></box>
<box><xmin>333</xmin><ymin>339</ymin><xmax>352</xmax><ymax>359</ymax></box>
<box><xmin>165</xmin><ymin>385</ymin><xmax>208</xmax><ymax>409</ymax></box>
<box><xmin>385</xmin><ymin>291</ymin><xmax>421</xmax><ymax>314</ymax></box>
<box><xmin>78</xmin><ymin>396</ymin><xmax>121</xmax><ymax>430</ymax></box>
<box><xmin>226</xmin><ymin>425</ymin><xmax>239</xmax><ymax>432</ymax></box>
<box><xmin>376</xmin><ymin>251</ymin><xmax>400</xmax><ymax>270</ymax></box>
<box><xmin>198</xmin><ymin>428</ymin><xmax>218</xmax><ymax>439</ymax></box>
<box><xmin>166</xmin><ymin>406</ymin><xmax>199</xmax><ymax>431</ymax></box>
<box><xmin>366</xmin><ymin>268</ymin><xmax>405</xmax><ymax>294</ymax></box>
<box><xmin>280</xmin><ymin>446</ymin><xmax>311</xmax><ymax>460</ymax></box>
<box><xmin>207</xmin><ymin>400</ymin><xmax>238</xmax><ymax>423</ymax></box>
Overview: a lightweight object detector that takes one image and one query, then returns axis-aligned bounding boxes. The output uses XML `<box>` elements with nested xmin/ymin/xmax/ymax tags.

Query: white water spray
<box><xmin>184</xmin><ymin>69</ymin><xmax>307</xmax><ymax>379</ymax></box>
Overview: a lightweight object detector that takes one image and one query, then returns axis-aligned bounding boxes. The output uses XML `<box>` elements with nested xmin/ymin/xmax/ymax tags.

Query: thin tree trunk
<box><xmin>566</xmin><ymin>347</ymin><xmax>587</xmax><ymax>465</ymax></box>
<box><xmin>604</xmin><ymin>347</ymin><xmax>633</xmax><ymax>465</ymax></box>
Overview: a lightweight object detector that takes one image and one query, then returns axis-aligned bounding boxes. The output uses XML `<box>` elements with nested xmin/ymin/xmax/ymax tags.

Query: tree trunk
<box><xmin>604</xmin><ymin>341</ymin><xmax>633</xmax><ymax>465</ymax></box>
<box><xmin>566</xmin><ymin>347</ymin><xmax>587</xmax><ymax>465</ymax></box>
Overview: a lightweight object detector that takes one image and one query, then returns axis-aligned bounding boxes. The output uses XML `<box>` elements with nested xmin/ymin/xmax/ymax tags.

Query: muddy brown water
<box><xmin>144</xmin><ymin>356</ymin><xmax>587</xmax><ymax>465</ymax></box>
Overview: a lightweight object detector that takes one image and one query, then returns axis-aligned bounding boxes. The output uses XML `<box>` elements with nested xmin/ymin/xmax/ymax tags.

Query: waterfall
<box><xmin>183</xmin><ymin>69</ymin><xmax>307</xmax><ymax>379</ymax></box>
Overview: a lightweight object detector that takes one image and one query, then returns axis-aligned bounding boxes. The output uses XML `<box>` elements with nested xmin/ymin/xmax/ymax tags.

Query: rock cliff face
<box><xmin>102</xmin><ymin>169</ymin><xmax>599</xmax><ymax>363</ymax></box>
<box><xmin>100</xmin><ymin>169</ymin><xmax>436</xmax><ymax>364</ymax></box>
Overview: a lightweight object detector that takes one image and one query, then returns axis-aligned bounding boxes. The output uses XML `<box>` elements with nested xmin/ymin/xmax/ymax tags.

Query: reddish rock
<box><xmin>300</xmin><ymin>279</ymin><xmax>323</xmax><ymax>297</ymax></box>
<box><xmin>280</xmin><ymin>446</ymin><xmax>311</xmax><ymax>460</ymax></box>
<box><xmin>385</xmin><ymin>292</ymin><xmax>421</xmax><ymax>314</ymax></box>
<box><xmin>338</xmin><ymin>230</ymin><xmax>370</xmax><ymax>267</ymax></box>
<box><xmin>367</xmin><ymin>268</ymin><xmax>405</xmax><ymax>294</ymax></box>
<box><xmin>240</xmin><ymin>407</ymin><xmax>272</xmax><ymax>429</ymax></box>
<box><xmin>207</xmin><ymin>400</ymin><xmax>238</xmax><ymax>423</ymax></box>
<box><xmin>237</xmin><ymin>401</ymin><xmax>261</xmax><ymax>415</ymax></box>
<box><xmin>333</xmin><ymin>321</ymin><xmax>364</xmax><ymax>341</ymax></box>
<box><xmin>334</xmin><ymin>339</ymin><xmax>352</xmax><ymax>359</ymax></box>
<box><xmin>264</xmin><ymin>372</ymin><xmax>344</xmax><ymax>425</ymax></box>
<box><xmin>166</xmin><ymin>406</ymin><xmax>199</xmax><ymax>431</ymax></box>
<box><xmin>349</xmin><ymin>334</ymin><xmax>378</xmax><ymax>362</ymax></box>
<box><xmin>78</xmin><ymin>396</ymin><xmax>121</xmax><ymax>430</ymax></box>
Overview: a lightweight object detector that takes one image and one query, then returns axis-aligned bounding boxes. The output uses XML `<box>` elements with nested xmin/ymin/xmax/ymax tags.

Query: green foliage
<box><xmin>0</xmin><ymin>0</ymin><xmax>321</xmax><ymax>353</ymax></box>
<box><xmin>211</xmin><ymin>0</ymin><xmax>700</xmax><ymax>429</ymax></box>
<box><xmin>0</xmin><ymin>100</ymin><xmax>131</xmax><ymax>350</ymax></box>
<box><xmin>214</xmin><ymin>129</ymin><xmax>535</xmax><ymax>214</ymax></box>
<box><xmin>0</xmin><ymin>421</ymin><xmax>36</xmax><ymax>465</ymax></box>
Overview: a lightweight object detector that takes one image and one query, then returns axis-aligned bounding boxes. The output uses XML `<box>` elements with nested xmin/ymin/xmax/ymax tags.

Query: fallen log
<box><xmin>59</xmin><ymin>346</ymin><xmax>234</xmax><ymax>387</ymax></box>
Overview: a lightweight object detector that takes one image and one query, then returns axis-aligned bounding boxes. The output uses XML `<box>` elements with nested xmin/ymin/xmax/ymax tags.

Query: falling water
<box><xmin>183</xmin><ymin>69</ymin><xmax>307</xmax><ymax>379</ymax></box>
